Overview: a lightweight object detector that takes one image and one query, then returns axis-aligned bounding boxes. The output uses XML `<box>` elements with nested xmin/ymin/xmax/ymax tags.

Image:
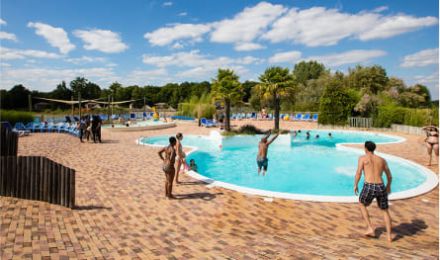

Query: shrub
<box><xmin>237</xmin><ymin>124</ymin><xmax>265</xmax><ymax>135</ymax></box>
<box><xmin>374</xmin><ymin>105</ymin><xmax>434</xmax><ymax>127</ymax></box>
<box><xmin>1</xmin><ymin>110</ymin><xmax>34</xmax><ymax>126</ymax></box>
<box><xmin>177</xmin><ymin>93</ymin><xmax>215</xmax><ymax>119</ymax></box>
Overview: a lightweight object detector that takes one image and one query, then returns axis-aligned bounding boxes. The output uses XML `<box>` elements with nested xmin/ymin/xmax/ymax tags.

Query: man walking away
<box><xmin>354</xmin><ymin>141</ymin><xmax>393</xmax><ymax>243</ymax></box>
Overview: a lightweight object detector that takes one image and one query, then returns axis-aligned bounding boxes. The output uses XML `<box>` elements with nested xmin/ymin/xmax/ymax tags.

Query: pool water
<box><xmin>140</xmin><ymin>130</ymin><xmax>430</xmax><ymax>197</ymax></box>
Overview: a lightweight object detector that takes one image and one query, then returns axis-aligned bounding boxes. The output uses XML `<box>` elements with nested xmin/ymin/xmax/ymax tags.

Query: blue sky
<box><xmin>1</xmin><ymin>0</ymin><xmax>438</xmax><ymax>98</ymax></box>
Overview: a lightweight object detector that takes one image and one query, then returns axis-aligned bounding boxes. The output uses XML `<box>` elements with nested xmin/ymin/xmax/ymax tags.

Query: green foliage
<box><xmin>293</xmin><ymin>60</ymin><xmax>327</xmax><ymax>86</ymax></box>
<box><xmin>221</xmin><ymin>124</ymin><xmax>265</xmax><ymax>136</ymax></box>
<box><xmin>177</xmin><ymin>94</ymin><xmax>215</xmax><ymax>119</ymax></box>
<box><xmin>1</xmin><ymin>110</ymin><xmax>34</xmax><ymax>125</ymax></box>
<box><xmin>256</xmin><ymin>66</ymin><xmax>295</xmax><ymax>130</ymax></box>
<box><xmin>346</xmin><ymin>65</ymin><xmax>388</xmax><ymax>94</ymax></box>
<box><xmin>318</xmin><ymin>76</ymin><xmax>357</xmax><ymax>125</ymax></box>
<box><xmin>374</xmin><ymin>105</ymin><xmax>435</xmax><ymax>127</ymax></box>
<box><xmin>1</xmin><ymin>85</ymin><xmax>31</xmax><ymax>110</ymax></box>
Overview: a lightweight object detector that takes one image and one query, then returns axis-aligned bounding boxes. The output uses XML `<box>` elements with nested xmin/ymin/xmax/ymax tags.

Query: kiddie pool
<box><xmin>138</xmin><ymin>130</ymin><xmax>438</xmax><ymax>202</ymax></box>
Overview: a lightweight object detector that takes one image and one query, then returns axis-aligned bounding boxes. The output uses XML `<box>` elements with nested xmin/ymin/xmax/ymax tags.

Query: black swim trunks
<box><xmin>359</xmin><ymin>182</ymin><xmax>389</xmax><ymax>209</ymax></box>
<box><xmin>257</xmin><ymin>157</ymin><xmax>268</xmax><ymax>171</ymax></box>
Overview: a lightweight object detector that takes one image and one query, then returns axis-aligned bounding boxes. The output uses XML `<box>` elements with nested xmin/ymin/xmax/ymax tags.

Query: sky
<box><xmin>0</xmin><ymin>0</ymin><xmax>439</xmax><ymax>98</ymax></box>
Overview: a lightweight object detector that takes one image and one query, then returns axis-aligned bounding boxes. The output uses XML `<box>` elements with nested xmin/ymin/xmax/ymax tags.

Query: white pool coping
<box><xmin>137</xmin><ymin>130</ymin><xmax>438</xmax><ymax>203</ymax></box>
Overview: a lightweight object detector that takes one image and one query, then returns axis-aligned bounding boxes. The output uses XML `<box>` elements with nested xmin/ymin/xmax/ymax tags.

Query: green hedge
<box><xmin>1</xmin><ymin>110</ymin><xmax>34</xmax><ymax>126</ymax></box>
<box><xmin>374</xmin><ymin>105</ymin><xmax>436</xmax><ymax>127</ymax></box>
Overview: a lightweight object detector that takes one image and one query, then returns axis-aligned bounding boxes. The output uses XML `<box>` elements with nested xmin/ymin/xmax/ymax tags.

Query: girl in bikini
<box><xmin>158</xmin><ymin>137</ymin><xmax>177</xmax><ymax>199</ymax></box>
<box><xmin>423</xmin><ymin>125</ymin><xmax>439</xmax><ymax>166</ymax></box>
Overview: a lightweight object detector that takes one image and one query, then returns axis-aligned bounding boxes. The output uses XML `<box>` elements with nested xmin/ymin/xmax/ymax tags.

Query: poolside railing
<box><xmin>348</xmin><ymin>117</ymin><xmax>373</xmax><ymax>128</ymax></box>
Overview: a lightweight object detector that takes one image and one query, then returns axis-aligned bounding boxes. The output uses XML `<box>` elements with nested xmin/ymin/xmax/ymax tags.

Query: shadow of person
<box><xmin>174</xmin><ymin>192</ymin><xmax>223</xmax><ymax>201</ymax></box>
<box><xmin>178</xmin><ymin>181</ymin><xmax>207</xmax><ymax>186</ymax></box>
<box><xmin>100</xmin><ymin>139</ymin><xmax>119</xmax><ymax>144</ymax></box>
<box><xmin>74</xmin><ymin>205</ymin><xmax>112</xmax><ymax>211</ymax></box>
<box><xmin>375</xmin><ymin>219</ymin><xmax>428</xmax><ymax>241</ymax></box>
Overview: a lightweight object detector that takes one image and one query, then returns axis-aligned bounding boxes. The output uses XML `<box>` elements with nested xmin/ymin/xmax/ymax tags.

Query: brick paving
<box><xmin>1</xmin><ymin>120</ymin><xmax>438</xmax><ymax>259</ymax></box>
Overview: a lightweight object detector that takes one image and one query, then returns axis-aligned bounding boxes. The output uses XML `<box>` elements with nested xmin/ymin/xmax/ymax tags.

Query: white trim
<box><xmin>137</xmin><ymin>130</ymin><xmax>438</xmax><ymax>203</ymax></box>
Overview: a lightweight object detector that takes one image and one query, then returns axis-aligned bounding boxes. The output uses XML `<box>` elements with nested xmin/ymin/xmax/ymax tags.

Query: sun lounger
<box><xmin>201</xmin><ymin>118</ymin><xmax>216</xmax><ymax>127</ymax></box>
<box><xmin>301</xmin><ymin>113</ymin><xmax>311</xmax><ymax>121</ymax></box>
<box><xmin>13</xmin><ymin>122</ymin><xmax>31</xmax><ymax>136</ymax></box>
<box><xmin>312</xmin><ymin>113</ymin><xmax>318</xmax><ymax>122</ymax></box>
<box><xmin>293</xmin><ymin>113</ymin><xmax>302</xmax><ymax>121</ymax></box>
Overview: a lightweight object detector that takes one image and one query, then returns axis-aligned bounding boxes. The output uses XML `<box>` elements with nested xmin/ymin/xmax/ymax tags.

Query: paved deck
<box><xmin>1</xmin><ymin>120</ymin><xmax>438</xmax><ymax>259</ymax></box>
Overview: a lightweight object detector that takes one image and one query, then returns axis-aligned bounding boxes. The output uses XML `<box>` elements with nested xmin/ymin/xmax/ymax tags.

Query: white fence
<box><xmin>391</xmin><ymin>124</ymin><xmax>425</xmax><ymax>136</ymax></box>
<box><xmin>348</xmin><ymin>117</ymin><xmax>373</xmax><ymax>128</ymax></box>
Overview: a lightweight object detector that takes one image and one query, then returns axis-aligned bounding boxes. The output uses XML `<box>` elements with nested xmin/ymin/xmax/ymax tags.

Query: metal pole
<box><xmin>78</xmin><ymin>93</ymin><xmax>82</xmax><ymax>119</ymax></box>
<box><xmin>28</xmin><ymin>94</ymin><xmax>32</xmax><ymax>112</ymax></box>
<box><xmin>107</xmin><ymin>95</ymin><xmax>111</xmax><ymax>123</ymax></box>
<box><xmin>71</xmin><ymin>96</ymin><xmax>74</xmax><ymax>118</ymax></box>
<box><xmin>111</xmin><ymin>95</ymin><xmax>114</xmax><ymax>124</ymax></box>
<box><xmin>143</xmin><ymin>96</ymin><xmax>146</xmax><ymax>114</ymax></box>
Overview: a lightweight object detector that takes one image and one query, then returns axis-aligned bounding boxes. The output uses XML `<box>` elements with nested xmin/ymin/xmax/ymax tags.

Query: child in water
<box><xmin>189</xmin><ymin>159</ymin><xmax>198</xmax><ymax>172</ymax></box>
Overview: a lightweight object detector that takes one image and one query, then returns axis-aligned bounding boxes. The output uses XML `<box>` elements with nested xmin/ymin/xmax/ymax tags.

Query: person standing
<box><xmin>158</xmin><ymin>137</ymin><xmax>177</xmax><ymax>199</ymax></box>
<box><xmin>79</xmin><ymin>116</ymin><xmax>87</xmax><ymax>143</ymax></box>
<box><xmin>422</xmin><ymin>125</ymin><xmax>438</xmax><ymax>166</ymax></box>
<box><xmin>354</xmin><ymin>141</ymin><xmax>393</xmax><ymax>243</ymax></box>
<box><xmin>175</xmin><ymin>133</ymin><xmax>186</xmax><ymax>184</ymax></box>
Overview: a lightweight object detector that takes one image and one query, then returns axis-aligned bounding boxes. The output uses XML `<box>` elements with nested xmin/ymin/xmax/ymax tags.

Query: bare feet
<box><xmin>363</xmin><ymin>227</ymin><xmax>375</xmax><ymax>238</ymax></box>
<box><xmin>167</xmin><ymin>195</ymin><xmax>176</xmax><ymax>200</ymax></box>
<box><xmin>387</xmin><ymin>233</ymin><xmax>396</xmax><ymax>243</ymax></box>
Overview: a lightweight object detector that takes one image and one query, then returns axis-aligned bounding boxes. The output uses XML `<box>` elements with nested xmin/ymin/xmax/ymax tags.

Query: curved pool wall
<box><xmin>138</xmin><ymin>130</ymin><xmax>438</xmax><ymax>202</ymax></box>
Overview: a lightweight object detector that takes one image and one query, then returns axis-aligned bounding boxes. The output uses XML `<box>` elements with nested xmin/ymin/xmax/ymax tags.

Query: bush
<box><xmin>374</xmin><ymin>105</ymin><xmax>434</xmax><ymax>127</ymax></box>
<box><xmin>1</xmin><ymin>110</ymin><xmax>34</xmax><ymax>126</ymax></box>
<box><xmin>177</xmin><ymin>93</ymin><xmax>215</xmax><ymax>119</ymax></box>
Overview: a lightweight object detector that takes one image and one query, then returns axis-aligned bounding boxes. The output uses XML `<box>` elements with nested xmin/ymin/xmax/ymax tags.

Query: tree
<box><xmin>255</xmin><ymin>67</ymin><xmax>294</xmax><ymax>130</ymax></box>
<box><xmin>211</xmin><ymin>69</ymin><xmax>243</xmax><ymax>131</ymax></box>
<box><xmin>4</xmin><ymin>85</ymin><xmax>31</xmax><ymax>109</ymax></box>
<box><xmin>51</xmin><ymin>81</ymin><xmax>72</xmax><ymax>100</ymax></box>
<box><xmin>70</xmin><ymin>77</ymin><xmax>88</xmax><ymax>98</ymax></box>
<box><xmin>319</xmin><ymin>76</ymin><xmax>358</xmax><ymax>125</ymax></box>
<box><xmin>293</xmin><ymin>60</ymin><xmax>327</xmax><ymax>86</ymax></box>
<box><xmin>346</xmin><ymin>65</ymin><xmax>389</xmax><ymax>94</ymax></box>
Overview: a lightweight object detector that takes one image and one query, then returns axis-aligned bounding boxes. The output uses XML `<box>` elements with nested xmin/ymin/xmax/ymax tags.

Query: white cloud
<box><xmin>263</xmin><ymin>7</ymin><xmax>438</xmax><ymax>47</ymax></box>
<box><xmin>0</xmin><ymin>62</ymin><xmax>11</xmax><ymax>67</ymax></box>
<box><xmin>0</xmin><ymin>67</ymin><xmax>118</xmax><ymax>91</ymax></box>
<box><xmin>372</xmin><ymin>6</ymin><xmax>389</xmax><ymax>13</ymax></box>
<box><xmin>65</xmin><ymin>56</ymin><xmax>107</xmax><ymax>64</ymax></box>
<box><xmin>304</xmin><ymin>49</ymin><xmax>387</xmax><ymax>67</ymax></box>
<box><xmin>123</xmin><ymin>68</ymin><xmax>170</xmax><ymax>85</ymax></box>
<box><xmin>234</xmin><ymin>42</ymin><xmax>265</xmax><ymax>51</ymax></box>
<box><xmin>358</xmin><ymin>15</ymin><xmax>438</xmax><ymax>41</ymax></box>
<box><xmin>401</xmin><ymin>48</ymin><xmax>439</xmax><ymax>68</ymax></box>
<box><xmin>0</xmin><ymin>19</ymin><xmax>6</xmax><ymax>25</ymax></box>
<box><xmin>27</xmin><ymin>22</ymin><xmax>75</xmax><ymax>54</ymax></box>
<box><xmin>144</xmin><ymin>23</ymin><xmax>211</xmax><ymax>46</ymax></box>
<box><xmin>171</xmin><ymin>42</ymin><xmax>184</xmax><ymax>49</ymax></box>
<box><xmin>0</xmin><ymin>31</ymin><xmax>17</xmax><ymax>41</ymax></box>
<box><xmin>268</xmin><ymin>51</ymin><xmax>302</xmax><ymax>63</ymax></box>
<box><xmin>0</xmin><ymin>46</ymin><xmax>62</xmax><ymax>60</ymax></box>
<box><xmin>210</xmin><ymin>2</ymin><xmax>286</xmax><ymax>44</ymax></box>
<box><xmin>163</xmin><ymin>2</ymin><xmax>173</xmax><ymax>7</ymax></box>
<box><xmin>414</xmin><ymin>71</ymin><xmax>439</xmax><ymax>99</ymax></box>
<box><xmin>178</xmin><ymin>12</ymin><xmax>187</xmax><ymax>17</ymax></box>
<box><xmin>73</xmin><ymin>29</ymin><xmax>128</xmax><ymax>53</ymax></box>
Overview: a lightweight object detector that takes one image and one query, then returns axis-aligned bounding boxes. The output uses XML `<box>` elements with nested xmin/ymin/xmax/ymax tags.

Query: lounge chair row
<box><xmin>230</xmin><ymin>112</ymin><xmax>318</xmax><ymax>121</ymax></box>
<box><xmin>14</xmin><ymin>122</ymin><xmax>80</xmax><ymax>137</ymax></box>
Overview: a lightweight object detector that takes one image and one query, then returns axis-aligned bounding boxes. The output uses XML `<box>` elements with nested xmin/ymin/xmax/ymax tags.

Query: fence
<box><xmin>0</xmin><ymin>156</ymin><xmax>75</xmax><ymax>208</ymax></box>
<box><xmin>1</xmin><ymin>126</ymin><xmax>18</xmax><ymax>156</ymax></box>
<box><xmin>348</xmin><ymin>117</ymin><xmax>373</xmax><ymax>128</ymax></box>
<box><xmin>391</xmin><ymin>124</ymin><xmax>425</xmax><ymax>136</ymax></box>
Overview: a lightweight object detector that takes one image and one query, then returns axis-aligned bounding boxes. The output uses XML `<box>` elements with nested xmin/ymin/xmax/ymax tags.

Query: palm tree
<box><xmin>256</xmin><ymin>67</ymin><xmax>295</xmax><ymax>131</ymax></box>
<box><xmin>211</xmin><ymin>69</ymin><xmax>243</xmax><ymax>131</ymax></box>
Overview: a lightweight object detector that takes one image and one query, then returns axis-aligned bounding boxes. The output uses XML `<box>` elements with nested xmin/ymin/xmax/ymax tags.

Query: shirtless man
<box><xmin>158</xmin><ymin>137</ymin><xmax>177</xmax><ymax>199</ymax></box>
<box><xmin>257</xmin><ymin>130</ymin><xmax>279</xmax><ymax>176</ymax></box>
<box><xmin>354</xmin><ymin>141</ymin><xmax>393</xmax><ymax>242</ymax></box>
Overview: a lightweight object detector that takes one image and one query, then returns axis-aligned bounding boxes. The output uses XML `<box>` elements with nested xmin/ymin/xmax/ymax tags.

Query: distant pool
<box><xmin>139</xmin><ymin>130</ymin><xmax>438</xmax><ymax>202</ymax></box>
<box><xmin>102</xmin><ymin>120</ymin><xmax>165</xmax><ymax>128</ymax></box>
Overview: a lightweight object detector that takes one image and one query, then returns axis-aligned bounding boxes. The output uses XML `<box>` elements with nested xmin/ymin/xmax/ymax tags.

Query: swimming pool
<box><xmin>103</xmin><ymin>120</ymin><xmax>176</xmax><ymax>131</ymax></box>
<box><xmin>139</xmin><ymin>130</ymin><xmax>438</xmax><ymax>202</ymax></box>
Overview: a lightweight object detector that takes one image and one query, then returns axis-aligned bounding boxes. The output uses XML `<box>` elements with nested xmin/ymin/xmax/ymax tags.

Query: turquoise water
<box><xmin>140</xmin><ymin>130</ymin><xmax>426</xmax><ymax>196</ymax></box>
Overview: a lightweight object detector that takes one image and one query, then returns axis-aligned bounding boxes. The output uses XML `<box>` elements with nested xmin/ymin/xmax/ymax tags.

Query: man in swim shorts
<box><xmin>257</xmin><ymin>130</ymin><xmax>279</xmax><ymax>176</ymax></box>
<box><xmin>354</xmin><ymin>141</ymin><xmax>393</xmax><ymax>242</ymax></box>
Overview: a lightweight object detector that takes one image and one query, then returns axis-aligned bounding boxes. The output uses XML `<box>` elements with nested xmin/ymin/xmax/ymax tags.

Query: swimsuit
<box><xmin>257</xmin><ymin>156</ymin><xmax>268</xmax><ymax>170</ymax></box>
<box><xmin>359</xmin><ymin>182</ymin><xmax>388</xmax><ymax>209</ymax></box>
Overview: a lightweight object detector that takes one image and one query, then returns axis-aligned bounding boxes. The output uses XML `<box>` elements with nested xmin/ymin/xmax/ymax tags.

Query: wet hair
<box><xmin>315</xmin><ymin>135</ymin><xmax>319</xmax><ymax>138</ymax></box>
<box><xmin>298</xmin><ymin>130</ymin><xmax>302</xmax><ymax>133</ymax></box>
<box><xmin>365</xmin><ymin>141</ymin><xmax>376</xmax><ymax>152</ymax></box>
<box><xmin>176</xmin><ymin>133</ymin><xmax>183</xmax><ymax>139</ymax></box>
<box><xmin>169</xmin><ymin>136</ymin><xmax>177</xmax><ymax>145</ymax></box>
<box><xmin>190</xmin><ymin>159</ymin><xmax>195</xmax><ymax>164</ymax></box>
<box><xmin>328</xmin><ymin>133</ymin><xmax>332</xmax><ymax>136</ymax></box>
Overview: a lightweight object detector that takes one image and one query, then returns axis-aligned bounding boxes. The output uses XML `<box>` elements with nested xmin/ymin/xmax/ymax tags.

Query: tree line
<box><xmin>1</xmin><ymin>61</ymin><xmax>435</xmax><ymax>130</ymax></box>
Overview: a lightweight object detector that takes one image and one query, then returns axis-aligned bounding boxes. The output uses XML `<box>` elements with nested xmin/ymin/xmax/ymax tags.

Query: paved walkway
<box><xmin>1</xmin><ymin>121</ymin><xmax>438</xmax><ymax>259</ymax></box>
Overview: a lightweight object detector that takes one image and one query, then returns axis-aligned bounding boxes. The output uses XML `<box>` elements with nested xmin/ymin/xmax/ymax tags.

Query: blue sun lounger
<box><xmin>312</xmin><ymin>113</ymin><xmax>318</xmax><ymax>121</ymax></box>
<box><xmin>301</xmin><ymin>113</ymin><xmax>311</xmax><ymax>121</ymax></box>
<box><xmin>293</xmin><ymin>113</ymin><xmax>302</xmax><ymax>121</ymax></box>
<box><xmin>201</xmin><ymin>118</ymin><xmax>216</xmax><ymax>127</ymax></box>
